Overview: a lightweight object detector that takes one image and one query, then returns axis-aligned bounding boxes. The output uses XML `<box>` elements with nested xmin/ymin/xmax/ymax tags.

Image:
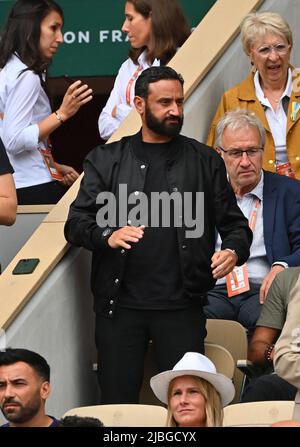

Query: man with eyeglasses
<box><xmin>204</xmin><ymin>109</ymin><xmax>300</xmax><ymax>333</ymax></box>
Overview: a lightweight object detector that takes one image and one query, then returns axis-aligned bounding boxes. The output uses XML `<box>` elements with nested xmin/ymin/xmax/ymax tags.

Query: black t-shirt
<box><xmin>119</xmin><ymin>140</ymin><xmax>186</xmax><ymax>310</ymax></box>
<box><xmin>0</xmin><ymin>139</ymin><xmax>13</xmax><ymax>175</ymax></box>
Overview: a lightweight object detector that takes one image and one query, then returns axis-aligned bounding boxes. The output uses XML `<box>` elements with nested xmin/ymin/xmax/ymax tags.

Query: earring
<box><xmin>250</xmin><ymin>60</ymin><xmax>256</xmax><ymax>73</ymax></box>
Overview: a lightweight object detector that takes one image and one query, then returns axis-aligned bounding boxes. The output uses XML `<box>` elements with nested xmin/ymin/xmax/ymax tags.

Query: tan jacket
<box><xmin>206</xmin><ymin>69</ymin><xmax>300</xmax><ymax>179</ymax></box>
<box><xmin>274</xmin><ymin>272</ymin><xmax>300</xmax><ymax>418</ymax></box>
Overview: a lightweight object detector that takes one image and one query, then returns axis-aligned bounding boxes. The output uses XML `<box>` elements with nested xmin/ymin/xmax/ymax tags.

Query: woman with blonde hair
<box><xmin>207</xmin><ymin>11</ymin><xmax>300</xmax><ymax>179</ymax></box>
<box><xmin>150</xmin><ymin>352</ymin><xmax>235</xmax><ymax>427</ymax></box>
<box><xmin>98</xmin><ymin>0</ymin><xmax>190</xmax><ymax>140</ymax></box>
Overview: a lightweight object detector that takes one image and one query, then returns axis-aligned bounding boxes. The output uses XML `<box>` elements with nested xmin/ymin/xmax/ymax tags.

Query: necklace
<box><xmin>265</xmin><ymin>93</ymin><xmax>281</xmax><ymax>103</ymax></box>
<box><xmin>264</xmin><ymin>89</ymin><xmax>284</xmax><ymax>104</ymax></box>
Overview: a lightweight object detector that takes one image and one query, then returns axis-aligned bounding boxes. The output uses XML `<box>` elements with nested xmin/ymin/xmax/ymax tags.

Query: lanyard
<box><xmin>248</xmin><ymin>198</ymin><xmax>261</xmax><ymax>231</ymax></box>
<box><xmin>226</xmin><ymin>198</ymin><xmax>260</xmax><ymax>296</ymax></box>
<box><xmin>126</xmin><ymin>65</ymin><xmax>142</xmax><ymax>106</ymax></box>
<box><xmin>39</xmin><ymin>138</ymin><xmax>62</xmax><ymax>180</ymax></box>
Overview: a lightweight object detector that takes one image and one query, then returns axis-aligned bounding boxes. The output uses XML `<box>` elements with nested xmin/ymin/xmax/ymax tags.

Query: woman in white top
<box><xmin>0</xmin><ymin>0</ymin><xmax>93</xmax><ymax>204</ymax></box>
<box><xmin>98</xmin><ymin>0</ymin><xmax>190</xmax><ymax>141</ymax></box>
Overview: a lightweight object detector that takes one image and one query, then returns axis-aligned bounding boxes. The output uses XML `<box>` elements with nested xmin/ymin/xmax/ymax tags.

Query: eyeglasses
<box><xmin>254</xmin><ymin>43</ymin><xmax>290</xmax><ymax>57</ymax></box>
<box><xmin>218</xmin><ymin>147</ymin><xmax>263</xmax><ymax>159</ymax></box>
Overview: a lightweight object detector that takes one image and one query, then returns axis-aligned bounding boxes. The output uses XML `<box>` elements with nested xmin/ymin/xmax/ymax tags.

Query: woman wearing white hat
<box><xmin>150</xmin><ymin>352</ymin><xmax>235</xmax><ymax>427</ymax></box>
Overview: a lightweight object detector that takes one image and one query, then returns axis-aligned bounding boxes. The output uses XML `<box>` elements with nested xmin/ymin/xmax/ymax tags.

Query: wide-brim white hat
<box><xmin>150</xmin><ymin>352</ymin><xmax>235</xmax><ymax>407</ymax></box>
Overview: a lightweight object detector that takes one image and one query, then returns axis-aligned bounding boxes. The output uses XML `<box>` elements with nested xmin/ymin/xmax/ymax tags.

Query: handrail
<box><xmin>0</xmin><ymin>0</ymin><xmax>263</xmax><ymax>331</ymax></box>
<box><xmin>17</xmin><ymin>205</ymin><xmax>54</xmax><ymax>214</ymax></box>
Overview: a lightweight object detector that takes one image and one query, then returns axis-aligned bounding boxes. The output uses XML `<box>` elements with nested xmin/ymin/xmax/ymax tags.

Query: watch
<box><xmin>102</xmin><ymin>227</ymin><xmax>114</xmax><ymax>239</ymax></box>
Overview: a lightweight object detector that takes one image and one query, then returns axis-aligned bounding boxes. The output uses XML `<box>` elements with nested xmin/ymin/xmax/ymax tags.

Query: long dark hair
<box><xmin>127</xmin><ymin>0</ymin><xmax>190</xmax><ymax>65</ymax></box>
<box><xmin>0</xmin><ymin>0</ymin><xmax>63</xmax><ymax>74</ymax></box>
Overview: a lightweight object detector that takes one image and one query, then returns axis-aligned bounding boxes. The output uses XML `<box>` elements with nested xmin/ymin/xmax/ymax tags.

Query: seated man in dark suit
<box><xmin>204</xmin><ymin>109</ymin><xmax>300</xmax><ymax>332</ymax></box>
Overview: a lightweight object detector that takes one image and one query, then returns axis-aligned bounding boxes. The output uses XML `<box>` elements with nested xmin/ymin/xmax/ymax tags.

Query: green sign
<box><xmin>0</xmin><ymin>0</ymin><xmax>217</xmax><ymax>77</ymax></box>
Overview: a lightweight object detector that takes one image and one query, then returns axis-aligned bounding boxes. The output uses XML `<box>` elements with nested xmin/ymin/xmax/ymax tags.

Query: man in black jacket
<box><xmin>64</xmin><ymin>66</ymin><xmax>252</xmax><ymax>404</ymax></box>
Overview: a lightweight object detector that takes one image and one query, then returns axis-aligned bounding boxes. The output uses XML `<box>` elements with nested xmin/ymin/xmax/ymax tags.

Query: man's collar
<box><xmin>237</xmin><ymin>170</ymin><xmax>264</xmax><ymax>201</ymax></box>
<box><xmin>248</xmin><ymin>170</ymin><xmax>264</xmax><ymax>201</ymax></box>
<box><xmin>232</xmin><ymin>170</ymin><xmax>264</xmax><ymax>200</ymax></box>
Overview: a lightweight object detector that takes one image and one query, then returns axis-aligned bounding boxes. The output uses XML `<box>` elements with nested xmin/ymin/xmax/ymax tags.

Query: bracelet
<box><xmin>264</xmin><ymin>344</ymin><xmax>275</xmax><ymax>364</ymax></box>
<box><xmin>54</xmin><ymin>110</ymin><xmax>64</xmax><ymax>124</ymax></box>
<box><xmin>225</xmin><ymin>248</ymin><xmax>237</xmax><ymax>260</ymax></box>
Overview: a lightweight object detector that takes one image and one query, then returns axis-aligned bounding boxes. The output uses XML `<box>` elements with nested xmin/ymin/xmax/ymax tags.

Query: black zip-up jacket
<box><xmin>64</xmin><ymin>132</ymin><xmax>252</xmax><ymax>317</ymax></box>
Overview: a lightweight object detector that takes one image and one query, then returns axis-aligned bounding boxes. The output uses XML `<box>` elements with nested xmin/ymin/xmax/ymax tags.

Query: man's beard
<box><xmin>1</xmin><ymin>396</ymin><xmax>41</xmax><ymax>424</ymax></box>
<box><xmin>145</xmin><ymin>105</ymin><xmax>183</xmax><ymax>137</ymax></box>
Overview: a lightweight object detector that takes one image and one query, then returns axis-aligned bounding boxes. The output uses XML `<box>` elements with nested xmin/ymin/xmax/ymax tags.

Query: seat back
<box><xmin>63</xmin><ymin>404</ymin><xmax>168</xmax><ymax>427</ymax></box>
<box><xmin>205</xmin><ymin>319</ymin><xmax>247</xmax><ymax>402</ymax></box>
<box><xmin>205</xmin><ymin>342</ymin><xmax>235</xmax><ymax>380</ymax></box>
<box><xmin>69</xmin><ymin>346</ymin><xmax>234</xmax><ymax>427</ymax></box>
<box><xmin>223</xmin><ymin>401</ymin><xmax>295</xmax><ymax>426</ymax></box>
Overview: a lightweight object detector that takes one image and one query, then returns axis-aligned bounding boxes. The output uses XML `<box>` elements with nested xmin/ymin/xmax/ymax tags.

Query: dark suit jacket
<box><xmin>263</xmin><ymin>170</ymin><xmax>300</xmax><ymax>267</ymax></box>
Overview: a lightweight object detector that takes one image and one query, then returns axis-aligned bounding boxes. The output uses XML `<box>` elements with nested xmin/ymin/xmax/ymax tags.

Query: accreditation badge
<box><xmin>226</xmin><ymin>264</ymin><xmax>250</xmax><ymax>297</ymax></box>
<box><xmin>39</xmin><ymin>147</ymin><xmax>63</xmax><ymax>180</ymax></box>
<box><xmin>276</xmin><ymin>161</ymin><xmax>296</xmax><ymax>178</ymax></box>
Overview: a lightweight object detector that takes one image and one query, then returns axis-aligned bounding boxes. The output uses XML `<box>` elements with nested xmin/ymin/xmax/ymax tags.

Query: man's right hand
<box><xmin>108</xmin><ymin>225</ymin><xmax>145</xmax><ymax>249</ymax></box>
<box><xmin>211</xmin><ymin>249</ymin><xmax>237</xmax><ymax>279</ymax></box>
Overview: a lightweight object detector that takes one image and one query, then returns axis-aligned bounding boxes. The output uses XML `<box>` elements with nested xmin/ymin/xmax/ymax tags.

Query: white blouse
<box><xmin>98</xmin><ymin>50</ymin><xmax>160</xmax><ymax>140</ymax></box>
<box><xmin>254</xmin><ymin>68</ymin><xmax>292</xmax><ymax>166</ymax></box>
<box><xmin>0</xmin><ymin>54</ymin><xmax>52</xmax><ymax>188</ymax></box>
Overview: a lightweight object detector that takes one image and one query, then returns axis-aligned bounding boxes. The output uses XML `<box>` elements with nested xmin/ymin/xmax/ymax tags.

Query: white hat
<box><xmin>150</xmin><ymin>352</ymin><xmax>235</xmax><ymax>407</ymax></box>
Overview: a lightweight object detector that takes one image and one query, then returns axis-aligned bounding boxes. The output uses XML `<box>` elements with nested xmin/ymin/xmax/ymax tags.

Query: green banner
<box><xmin>0</xmin><ymin>0</ymin><xmax>217</xmax><ymax>77</ymax></box>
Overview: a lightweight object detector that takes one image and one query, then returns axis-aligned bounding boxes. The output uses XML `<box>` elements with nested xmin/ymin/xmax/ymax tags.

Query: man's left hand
<box><xmin>259</xmin><ymin>265</ymin><xmax>285</xmax><ymax>304</ymax></box>
<box><xmin>211</xmin><ymin>250</ymin><xmax>238</xmax><ymax>279</ymax></box>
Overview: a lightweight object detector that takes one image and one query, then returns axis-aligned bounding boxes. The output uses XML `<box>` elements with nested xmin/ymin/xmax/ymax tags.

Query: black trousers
<box><xmin>241</xmin><ymin>373</ymin><xmax>297</xmax><ymax>402</ymax></box>
<box><xmin>17</xmin><ymin>181</ymin><xmax>67</xmax><ymax>205</ymax></box>
<box><xmin>95</xmin><ymin>302</ymin><xmax>206</xmax><ymax>404</ymax></box>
